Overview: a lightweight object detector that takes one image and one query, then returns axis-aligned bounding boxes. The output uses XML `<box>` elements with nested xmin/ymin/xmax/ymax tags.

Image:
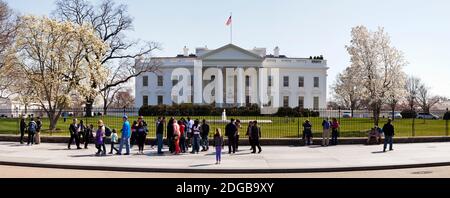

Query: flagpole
<box><xmin>230</xmin><ymin>12</ymin><xmax>232</xmax><ymax>44</ymax></box>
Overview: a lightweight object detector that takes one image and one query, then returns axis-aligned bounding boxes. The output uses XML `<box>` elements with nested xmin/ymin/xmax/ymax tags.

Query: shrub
<box><xmin>139</xmin><ymin>103</ymin><xmax>260</xmax><ymax>116</ymax></box>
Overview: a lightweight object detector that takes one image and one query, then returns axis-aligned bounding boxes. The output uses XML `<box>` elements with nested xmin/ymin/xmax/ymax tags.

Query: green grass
<box><xmin>0</xmin><ymin>116</ymin><xmax>448</xmax><ymax>138</ymax></box>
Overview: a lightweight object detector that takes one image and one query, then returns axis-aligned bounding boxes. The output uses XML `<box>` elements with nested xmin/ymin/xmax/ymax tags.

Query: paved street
<box><xmin>2</xmin><ymin>164</ymin><xmax>450</xmax><ymax>178</ymax></box>
<box><xmin>1</xmin><ymin>141</ymin><xmax>450</xmax><ymax>173</ymax></box>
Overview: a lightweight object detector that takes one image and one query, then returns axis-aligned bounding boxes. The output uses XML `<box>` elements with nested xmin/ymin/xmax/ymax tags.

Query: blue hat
<box><xmin>123</xmin><ymin>115</ymin><xmax>128</xmax><ymax>119</ymax></box>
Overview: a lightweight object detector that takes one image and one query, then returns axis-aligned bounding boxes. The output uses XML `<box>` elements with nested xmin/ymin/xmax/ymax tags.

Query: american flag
<box><xmin>226</xmin><ymin>15</ymin><xmax>232</xmax><ymax>26</ymax></box>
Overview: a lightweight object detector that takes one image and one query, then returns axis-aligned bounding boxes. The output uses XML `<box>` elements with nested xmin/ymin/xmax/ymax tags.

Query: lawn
<box><xmin>1</xmin><ymin>115</ymin><xmax>448</xmax><ymax>138</ymax></box>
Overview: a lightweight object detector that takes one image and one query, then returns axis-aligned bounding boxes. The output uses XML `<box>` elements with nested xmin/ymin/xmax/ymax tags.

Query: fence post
<box><xmin>297</xmin><ymin>116</ymin><xmax>300</xmax><ymax>139</ymax></box>
<box><xmin>412</xmin><ymin>117</ymin><xmax>415</xmax><ymax>137</ymax></box>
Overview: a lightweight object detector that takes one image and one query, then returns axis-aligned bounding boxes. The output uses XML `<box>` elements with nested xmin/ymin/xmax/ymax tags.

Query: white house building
<box><xmin>135</xmin><ymin>44</ymin><xmax>328</xmax><ymax>114</ymax></box>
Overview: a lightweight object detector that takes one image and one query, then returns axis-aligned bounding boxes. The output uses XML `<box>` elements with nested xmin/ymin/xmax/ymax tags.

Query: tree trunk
<box><xmin>47</xmin><ymin>112</ymin><xmax>58</xmax><ymax>131</ymax></box>
<box><xmin>372</xmin><ymin>103</ymin><xmax>381</xmax><ymax>126</ymax></box>
<box><xmin>103</xmin><ymin>96</ymin><xmax>108</xmax><ymax>116</ymax></box>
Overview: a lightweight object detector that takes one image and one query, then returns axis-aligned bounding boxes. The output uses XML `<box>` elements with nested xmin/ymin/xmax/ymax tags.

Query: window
<box><xmin>142</xmin><ymin>76</ymin><xmax>148</xmax><ymax>87</ymax></box>
<box><xmin>143</xmin><ymin>95</ymin><xmax>148</xmax><ymax>106</ymax></box>
<box><xmin>298</xmin><ymin>96</ymin><xmax>304</xmax><ymax>109</ymax></box>
<box><xmin>245</xmin><ymin>76</ymin><xmax>250</xmax><ymax>87</ymax></box>
<box><xmin>157</xmin><ymin>76</ymin><xmax>163</xmax><ymax>87</ymax></box>
<box><xmin>283</xmin><ymin>76</ymin><xmax>289</xmax><ymax>87</ymax></box>
<box><xmin>268</xmin><ymin>76</ymin><xmax>272</xmax><ymax>87</ymax></box>
<box><xmin>314</xmin><ymin>77</ymin><xmax>319</xmax><ymax>88</ymax></box>
<box><xmin>191</xmin><ymin>75</ymin><xmax>194</xmax><ymax>86</ymax></box>
<box><xmin>283</xmin><ymin>96</ymin><xmax>289</xmax><ymax>107</ymax></box>
<box><xmin>313</xmin><ymin>97</ymin><xmax>319</xmax><ymax>110</ymax></box>
<box><xmin>157</xmin><ymin>95</ymin><xmax>163</xmax><ymax>105</ymax></box>
<box><xmin>172</xmin><ymin>76</ymin><xmax>178</xmax><ymax>86</ymax></box>
<box><xmin>246</xmin><ymin>95</ymin><xmax>250</xmax><ymax>104</ymax></box>
<box><xmin>298</xmin><ymin>76</ymin><xmax>304</xmax><ymax>87</ymax></box>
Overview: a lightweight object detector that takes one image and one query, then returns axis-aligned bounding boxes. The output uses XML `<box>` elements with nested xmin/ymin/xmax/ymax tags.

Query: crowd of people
<box><xmin>61</xmin><ymin>115</ymin><xmax>264</xmax><ymax>164</ymax></box>
<box><xmin>18</xmin><ymin>115</ymin><xmax>396</xmax><ymax>164</ymax></box>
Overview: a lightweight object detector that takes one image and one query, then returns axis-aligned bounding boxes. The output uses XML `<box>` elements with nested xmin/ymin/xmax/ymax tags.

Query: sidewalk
<box><xmin>1</xmin><ymin>141</ymin><xmax>450</xmax><ymax>173</ymax></box>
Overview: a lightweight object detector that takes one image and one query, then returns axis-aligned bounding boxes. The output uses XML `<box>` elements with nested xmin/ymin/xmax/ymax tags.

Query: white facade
<box><xmin>135</xmin><ymin>44</ymin><xmax>328</xmax><ymax>114</ymax></box>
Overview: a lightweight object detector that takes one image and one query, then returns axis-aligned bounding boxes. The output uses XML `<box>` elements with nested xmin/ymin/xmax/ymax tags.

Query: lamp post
<box><xmin>338</xmin><ymin>106</ymin><xmax>341</xmax><ymax>124</ymax></box>
<box><xmin>16</xmin><ymin>107</ymin><xmax>19</xmax><ymax>135</ymax></box>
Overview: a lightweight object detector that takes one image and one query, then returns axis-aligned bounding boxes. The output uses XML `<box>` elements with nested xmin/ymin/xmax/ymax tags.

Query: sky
<box><xmin>5</xmin><ymin>0</ymin><xmax>450</xmax><ymax>98</ymax></box>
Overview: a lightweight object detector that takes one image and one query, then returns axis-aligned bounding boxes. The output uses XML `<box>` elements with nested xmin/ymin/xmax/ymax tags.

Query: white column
<box><xmin>236</xmin><ymin>67</ymin><xmax>245</xmax><ymax>107</ymax></box>
<box><xmin>225</xmin><ymin>67</ymin><xmax>235</xmax><ymax>105</ymax></box>
<box><xmin>193</xmin><ymin>60</ymin><xmax>203</xmax><ymax>104</ymax></box>
<box><xmin>216</xmin><ymin>67</ymin><xmax>224</xmax><ymax>107</ymax></box>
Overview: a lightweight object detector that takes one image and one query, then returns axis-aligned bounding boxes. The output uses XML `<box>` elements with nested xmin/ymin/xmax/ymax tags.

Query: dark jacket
<box><xmin>36</xmin><ymin>120</ymin><xmax>42</xmax><ymax>132</ymax></box>
<box><xmin>69</xmin><ymin>124</ymin><xmax>78</xmax><ymax>135</ymax></box>
<box><xmin>225</xmin><ymin>123</ymin><xmax>237</xmax><ymax>137</ymax></box>
<box><xmin>156</xmin><ymin>122</ymin><xmax>164</xmax><ymax>135</ymax></box>
<box><xmin>250</xmin><ymin>125</ymin><xmax>261</xmax><ymax>139</ymax></box>
<box><xmin>201</xmin><ymin>124</ymin><xmax>210</xmax><ymax>137</ymax></box>
<box><xmin>167</xmin><ymin>119</ymin><xmax>174</xmax><ymax>138</ymax></box>
<box><xmin>383</xmin><ymin>123</ymin><xmax>395</xmax><ymax>136</ymax></box>
<box><xmin>20</xmin><ymin>119</ymin><xmax>27</xmax><ymax>131</ymax></box>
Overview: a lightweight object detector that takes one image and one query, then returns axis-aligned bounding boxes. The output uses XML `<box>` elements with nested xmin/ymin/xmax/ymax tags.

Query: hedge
<box><xmin>138</xmin><ymin>104</ymin><xmax>260</xmax><ymax>117</ymax></box>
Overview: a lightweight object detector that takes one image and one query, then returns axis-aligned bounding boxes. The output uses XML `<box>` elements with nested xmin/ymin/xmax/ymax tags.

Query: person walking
<box><xmin>109</xmin><ymin>129</ymin><xmax>119</xmax><ymax>154</ymax></box>
<box><xmin>167</xmin><ymin>117</ymin><xmax>174</xmax><ymax>153</ymax></box>
<box><xmin>246</xmin><ymin>121</ymin><xmax>253</xmax><ymax>150</ymax></box>
<box><xmin>321</xmin><ymin>118</ymin><xmax>331</xmax><ymax>146</ymax></box>
<box><xmin>214</xmin><ymin>128</ymin><xmax>224</xmax><ymax>164</ymax></box>
<box><xmin>173</xmin><ymin>119</ymin><xmax>181</xmax><ymax>155</ymax></box>
<box><xmin>201</xmin><ymin>119</ymin><xmax>210</xmax><ymax>151</ymax></box>
<box><xmin>68</xmin><ymin>118</ymin><xmax>82</xmax><ymax>149</ymax></box>
<box><xmin>250</xmin><ymin>120</ymin><xmax>262</xmax><ymax>153</ymax></box>
<box><xmin>331</xmin><ymin>118</ymin><xmax>340</xmax><ymax>145</ymax></box>
<box><xmin>78</xmin><ymin>120</ymin><xmax>85</xmax><ymax>143</ymax></box>
<box><xmin>225</xmin><ymin>119</ymin><xmax>237</xmax><ymax>154</ymax></box>
<box><xmin>179</xmin><ymin>120</ymin><xmax>186</xmax><ymax>153</ymax></box>
<box><xmin>156</xmin><ymin>117</ymin><xmax>165</xmax><ymax>154</ymax></box>
<box><xmin>152</xmin><ymin>117</ymin><xmax>161</xmax><ymax>149</ymax></box>
<box><xmin>136</xmin><ymin>121</ymin><xmax>147</xmax><ymax>155</ymax></box>
<box><xmin>84</xmin><ymin>124</ymin><xmax>94</xmax><ymax>149</ymax></box>
<box><xmin>186</xmin><ymin>117</ymin><xmax>194</xmax><ymax>148</ymax></box>
<box><xmin>234</xmin><ymin>119</ymin><xmax>242</xmax><ymax>152</ymax></box>
<box><xmin>382</xmin><ymin>118</ymin><xmax>395</xmax><ymax>152</ymax></box>
<box><xmin>27</xmin><ymin>118</ymin><xmax>37</xmax><ymax>146</ymax></box>
<box><xmin>191</xmin><ymin>119</ymin><xmax>201</xmax><ymax>154</ymax></box>
<box><xmin>117</xmin><ymin>115</ymin><xmax>131</xmax><ymax>155</ymax></box>
<box><xmin>95</xmin><ymin>120</ymin><xmax>106</xmax><ymax>156</ymax></box>
<box><xmin>19</xmin><ymin>116</ymin><xmax>27</xmax><ymax>144</ymax></box>
<box><xmin>302</xmin><ymin>120</ymin><xmax>313</xmax><ymax>146</ymax></box>
<box><xmin>34</xmin><ymin>117</ymin><xmax>42</xmax><ymax>145</ymax></box>
<box><xmin>130</xmin><ymin>120</ymin><xmax>138</xmax><ymax>149</ymax></box>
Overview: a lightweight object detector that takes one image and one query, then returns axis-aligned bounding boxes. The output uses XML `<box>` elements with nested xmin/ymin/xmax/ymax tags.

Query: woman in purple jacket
<box><xmin>95</xmin><ymin>120</ymin><xmax>106</xmax><ymax>156</ymax></box>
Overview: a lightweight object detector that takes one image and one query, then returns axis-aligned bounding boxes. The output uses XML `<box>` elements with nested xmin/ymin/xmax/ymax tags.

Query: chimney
<box><xmin>183</xmin><ymin>46</ymin><xmax>189</xmax><ymax>57</ymax></box>
<box><xmin>274</xmin><ymin>46</ymin><xmax>280</xmax><ymax>57</ymax></box>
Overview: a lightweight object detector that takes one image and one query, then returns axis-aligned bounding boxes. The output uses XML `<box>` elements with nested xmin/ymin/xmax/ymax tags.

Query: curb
<box><xmin>2</xmin><ymin>134</ymin><xmax>450</xmax><ymax>146</ymax></box>
<box><xmin>2</xmin><ymin>160</ymin><xmax>450</xmax><ymax>173</ymax></box>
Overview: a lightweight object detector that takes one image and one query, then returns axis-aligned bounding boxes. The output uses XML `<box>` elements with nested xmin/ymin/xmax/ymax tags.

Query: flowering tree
<box><xmin>0</xmin><ymin>0</ymin><xmax>18</xmax><ymax>100</ymax></box>
<box><xmin>332</xmin><ymin>66</ymin><xmax>364</xmax><ymax>116</ymax></box>
<box><xmin>13</xmin><ymin>16</ymin><xmax>107</xmax><ymax>130</ymax></box>
<box><xmin>346</xmin><ymin>26</ymin><xmax>407</xmax><ymax>125</ymax></box>
<box><xmin>54</xmin><ymin>0</ymin><xmax>160</xmax><ymax>115</ymax></box>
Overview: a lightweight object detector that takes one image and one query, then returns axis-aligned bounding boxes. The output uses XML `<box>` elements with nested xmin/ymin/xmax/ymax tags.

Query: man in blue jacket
<box><xmin>117</xmin><ymin>115</ymin><xmax>131</xmax><ymax>155</ymax></box>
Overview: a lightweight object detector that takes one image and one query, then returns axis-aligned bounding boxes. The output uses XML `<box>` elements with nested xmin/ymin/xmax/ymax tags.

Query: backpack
<box><xmin>104</xmin><ymin>126</ymin><xmax>112</xmax><ymax>137</ymax></box>
<box><xmin>28</xmin><ymin>121</ymin><xmax>36</xmax><ymax>133</ymax></box>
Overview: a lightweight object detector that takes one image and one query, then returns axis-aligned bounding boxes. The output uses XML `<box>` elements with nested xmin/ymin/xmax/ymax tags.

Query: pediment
<box><xmin>199</xmin><ymin>44</ymin><xmax>263</xmax><ymax>61</ymax></box>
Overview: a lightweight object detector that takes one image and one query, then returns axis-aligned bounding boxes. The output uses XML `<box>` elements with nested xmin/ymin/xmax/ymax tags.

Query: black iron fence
<box><xmin>0</xmin><ymin>108</ymin><xmax>449</xmax><ymax>138</ymax></box>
